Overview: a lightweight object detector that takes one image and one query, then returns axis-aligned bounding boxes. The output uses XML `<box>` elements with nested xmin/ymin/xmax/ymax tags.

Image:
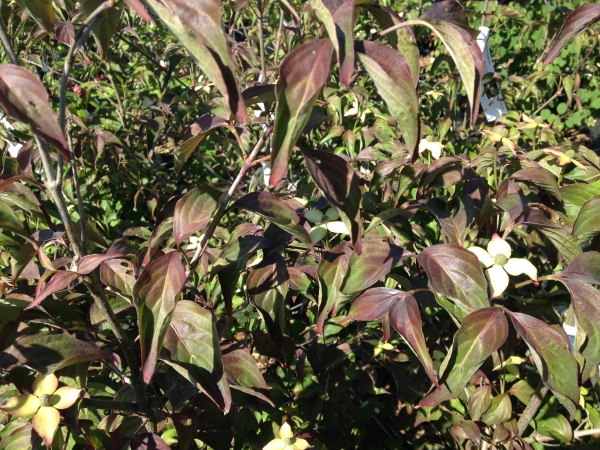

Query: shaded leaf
<box><xmin>300</xmin><ymin>147</ymin><xmax>362</xmax><ymax>252</ymax></box>
<box><xmin>417</xmin><ymin>244</ymin><xmax>489</xmax><ymax>313</ymax></box>
<box><xmin>212</xmin><ymin>235</ymin><xmax>274</xmax><ymax>275</ymax></box>
<box><xmin>510</xmin><ymin>165</ymin><xmax>561</xmax><ymax>201</ymax></box>
<box><xmin>355</xmin><ymin>40</ymin><xmax>419</xmax><ymax>158</ymax></box>
<box><xmin>0</xmin><ymin>199</ymin><xmax>29</xmax><ymax>239</ymax></box>
<box><xmin>317</xmin><ymin>242</ymin><xmax>352</xmax><ymax>334</ymax></box>
<box><xmin>544</xmin><ymin>4</ymin><xmax>600</xmax><ymax>66</ymax></box>
<box><xmin>28</xmin><ymin>271</ymin><xmax>79</xmax><ymax>309</ymax></box>
<box><xmin>420</xmin><ymin>308</ymin><xmax>508</xmax><ymax>407</ymax></box>
<box><xmin>81</xmin><ymin>0</ymin><xmax>121</xmax><ymax>60</ymax></box>
<box><xmin>508</xmin><ymin>311</ymin><xmax>579</xmax><ymax>417</ymax></box>
<box><xmin>534</xmin><ymin>410</ymin><xmax>573</xmax><ymax>443</ymax></box>
<box><xmin>144</xmin><ymin>0</ymin><xmax>246</xmax><ymax>122</ymax></box>
<box><xmin>534</xmin><ymin>225</ymin><xmax>581</xmax><ymax>264</ymax></box>
<box><xmin>421</xmin><ymin>0</ymin><xmax>469</xmax><ymax>27</ymax></box>
<box><xmin>134</xmin><ymin>252</ymin><xmax>186</xmax><ymax>383</ymax></box>
<box><xmin>100</xmin><ymin>258</ymin><xmax>136</xmax><ymax>296</ymax></box>
<box><xmin>175</xmin><ymin>114</ymin><xmax>227</xmax><ymax>173</ymax></box>
<box><xmin>0</xmin><ymin>65</ymin><xmax>69</xmax><ymax>159</ymax></box>
<box><xmin>270</xmin><ymin>39</ymin><xmax>333</xmax><ymax>185</ymax></box>
<box><xmin>15</xmin><ymin>0</ymin><xmax>55</xmax><ymax>35</ymax></box>
<box><xmin>130</xmin><ymin>433</ymin><xmax>170</xmax><ymax>450</ymax></box>
<box><xmin>0</xmin><ymin>331</ymin><xmax>106</xmax><ymax>373</ymax></box>
<box><xmin>161</xmin><ymin>301</ymin><xmax>230</xmax><ymax>411</ymax></box>
<box><xmin>173</xmin><ymin>185</ymin><xmax>221</xmax><ymax>246</ymax></box>
<box><xmin>230</xmin><ymin>192</ymin><xmax>311</xmax><ymax>245</ymax></box>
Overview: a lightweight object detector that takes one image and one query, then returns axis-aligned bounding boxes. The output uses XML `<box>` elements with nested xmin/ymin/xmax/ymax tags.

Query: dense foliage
<box><xmin>0</xmin><ymin>0</ymin><xmax>600</xmax><ymax>449</ymax></box>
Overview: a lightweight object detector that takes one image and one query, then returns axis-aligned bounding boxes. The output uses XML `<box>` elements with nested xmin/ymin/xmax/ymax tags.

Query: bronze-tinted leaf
<box><xmin>544</xmin><ymin>4</ymin><xmax>600</xmax><ymax>66</ymax></box>
<box><xmin>0</xmin><ymin>65</ymin><xmax>69</xmax><ymax>159</ymax></box>
<box><xmin>363</xmin><ymin>5</ymin><xmax>419</xmax><ymax>87</ymax></box>
<box><xmin>420</xmin><ymin>308</ymin><xmax>508</xmax><ymax>407</ymax></box>
<box><xmin>230</xmin><ymin>192</ymin><xmax>311</xmax><ymax>245</ymax></box>
<box><xmin>161</xmin><ymin>301</ymin><xmax>230</xmax><ymax>411</ymax></box>
<box><xmin>27</xmin><ymin>271</ymin><xmax>79</xmax><ymax>310</ymax></box>
<box><xmin>212</xmin><ymin>235</ymin><xmax>274</xmax><ymax>275</ymax></box>
<box><xmin>344</xmin><ymin>287</ymin><xmax>400</xmax><ymax>322</ymax></box>
<box><xmin>175</xmin><ymin>114</ymin><xmax>228</xmax><ymax>173</ymax></box>
<box><xmin>54</xmin><ymin>21</ymin><xmax>75</xmax><ymax>45</ymax></box>
<box><xmin>270</xmin><ymin>39</ymin><xmax>333</xmax><ymax>186</ymax></box>
<box><xmin>144</xmin><ymin>0</ymin><xmax>246</xmax><ymax>123</ymax></box>
<box><xmin>317</xmin><ymin>242</ymin><xmax>352</xmax><ymax>334</ymax></box>
<box><xmin>508</xmin><ymin>311</ymin><xmax>579</xmax><ymax>418</ymax></box>
<box><xmin>0</xmin><ymin>198</ymin><xmax>29</xmax><ymax>239</ymax></box>
<box><xmin>510</xmin><ymin>165</ymin><xmax>561</xmax><ymax>201</ymax></box>
<box><xmin>173</xmin><ymin>185</ymin><xmax>221</xmax><ymax>246</ymax></box>
<box><xmin>100</xmin><ymin>258</ymin><xmax>136</xmax><ymax>296</ymax></box>
<box><xmin>417</xmin><ymin>244</ymin><xmax>489</xmax><ymax>313</ymax></box>
<box><xmin>80</xmin><ymin>0</ymin><xmax>121</xmax><ymax>60</ymax></box>
<box><xmin>355</xmin><ymin>40</ymin><xmax>419</xmax><ymax>158</ymax></box>
<box><xmin>130</xmin><ymin>433</ymin><xmax>170</xmax><ymax>450</ymax></box>
<box><xmin>563</xmin><ymin>251</ymin><xmax>600</xmax><ymax>282</ymax></box>
<box><xmin>421</xmin><ymin>0</ymin><xmax>469</xmax><ymax>27</ymax></box>
<box><xmin>133</xmin><ymin>251</ymin><xmax>186</xmax><ymax>383</ymax></box>
<box><xmin>300</xmin><ymin>148</ymin><xmax>362</xmax><ymax>252</ymax></box>
<box><xmin>0</xmin><ymin>331</ymin><xmax>106</xmax><ymax>373</ymax></box>
<box><xmin>77</xmin><ymin>253</ymin><xmax>125</xmax><ymax>275</ymax></box>
<box><xmin>15</xmin><ymin>0</ymin><xmax>56</xmax><ymax>35</ymax></box>
<box><xmin>572</xmin><ymin>195</ymin><xmax>600</xmax><ymax>237</ymax></box>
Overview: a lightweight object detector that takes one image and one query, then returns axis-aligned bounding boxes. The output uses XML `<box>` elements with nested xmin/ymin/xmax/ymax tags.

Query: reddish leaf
<box><xmin>563</xmin><ymin>251</ymin><xmax>600</xmax><ymax>282</ymax></box>
<box><xmin>133</xmin><ymin>252</ymin><xmax>186</xmax><ymax>383</ymax></box>
<box><xmin>100</xmin><ymin>258</ymin><xmax>136</xmax><ymax>296</ymax></box>
<box><xmin>0</xmin><ymin>198</ymin><xmax>29</xmax><ymax>239</ymax></box>
<box><xmin>175</xmin><ymin>115</ymin><xmax>228</xmax><ymax>172</ymax></box>
<box><xmin>173</xmin><ymin>185</ymin><xmax>221</xmax><ymax>246</ymax></box>
<box><xmin>0</xmin><ymin>331</ymin><xmax>106</xmax><ymax>373</ymax></box>
<box><xmin>54</xmin><ymin>21</ymin><xmax>74</xmax><ymax>45</ymax></box>
<box><xmin>300</xmin><ymin>148</ymin><xmax>362</xmax><ymax>253</ymax></box>
<box><xmin>344</xmin><ymin>287</ymin><xmax>400</xmax><ymax>322</ymax></box>
<box><xmin>417</xmin><ymin>244</ymin><xmax>489</xmax><ymax>314</ymax></box>
<box><xmin>317</xmin><ymin>242</ymin><xmax>352</xmax><ymax>334</ymax></box>
<box><xmin>544</xmin><ymin>4</ymin><xmax>600</xmax><ymax>66</ymax></box>
<box><xmin>77</xmin><ymin>253</ymin><xmax>125</xmax><ymax>275</ymax></box>
<box><xmin>27</xmin><ymin>271</ymin><xmax>79</xmax><ymax>309</ymax></box>
<box><xmin>389</xmin><ymin>292</ymin><xmax>439</xmax><ymax>388</ymax></box>
<box><xmin>123</xmin><ymin>0</ymin><xmax>153</xmax><ymax>22</ymax></box>
<box><xmin>230</xmin><ymin>192</ymin><xmax>311</xmax><ymax>245</ymax></box>
<box><xmin>0</xmin><ymin>65</ymin><xmax>69</xmax><ymax>160</ymax></box>
<box><xmin>130</xmin><ymin>433</ymin><xmax>170</xmax><ymax>450</ymax></box>
<box><xmin>212</xmin><ymin>235</ymin><xmax>274</xmax><ymax>275</ymax></box>
<box><xmin>161</xmin><ymin>301</ymin><xmax>230</xmax><ymax>411</ymax></box>
<box><xmin>508</xmin><ymin>311</ymin><xmax>579</xmax><ymax>417</ymax></box>
<box><xmin>143</xmin><ymin>0</ymin><xmax>246</xmax><ymax>123</ymax></box>
<box><xmin>270</xmin><ymin>39</ymin><xmax>333</xmax><ymax>186</ymax></box>
<box><xmin>420</xmin><ymin>308</ymin><xmax>508</xmax><ymax>407</ymax></box>
<box><xmin>510</xmin><ymin>165</ymin><xmax>561</xmax><ymax>201</ymax></box>
<box><xmin>341</xmin><ymin>239</ymin><xmax>412</xmax><ymax>294</ymax></box>
<box><xmin>355</xmin><ymin>40</ymin><xmax>419</xmax><ymax>158</ymax></box>
<box><xmin>363</xmin><ymin>5</ymin><xmax>419</xmax><ymax>87</ymax></box>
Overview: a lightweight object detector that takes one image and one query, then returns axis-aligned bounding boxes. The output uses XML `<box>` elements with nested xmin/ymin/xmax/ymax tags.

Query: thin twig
<box><xmin>187</xmin><ymin>123</ymin><xmax>274</xmax><ymax>275</ymax></box>
<box><xmin>256</xmin><ymin>0</ymin><xmax>268</xmax><ymax>81</ymax></box>
<box><xmin>0</xmin><ymin>17</ymin><xmax>18</xmax><ymax>65</ymax></box>
<box><xmin>517</xmin><ymin>380</ymin><xmax>549</xmax><ymax>436</ymax></box>
<box><xmin>273</xmin><ymin>10</ymin><xmax>285</xmax><ymax>65</ymax></box>
<box><xmin>67</xmin><ymin>125</ymin><xmax>87</xmax><ymax>253</ymax></box>
<box><xmin>481</xmin><ymin>0</ymin><xmax>490</xmax><ymax>28</ymax></box>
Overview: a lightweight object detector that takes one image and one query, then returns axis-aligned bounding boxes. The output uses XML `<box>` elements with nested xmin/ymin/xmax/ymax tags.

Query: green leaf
<box><xmin>212</xmin><ymin>235</ymin><xmax>274</xmax><ymax>275</ymax></box>
<box><xmin>173</xmin><ymin>185</ymin><xmax>221</xmax><ymax>246</ymax></box>
<box><xmin>341</xmin><ymin>239</ymin><xmax>412</xmax><ymax>294</ymax></box>
<box><xmin>480</xmin><ymin>393</ymin><xmax>511</xmax><ymax>425</ymax></box>
<box><xmin>300</xmin><ymin>148</ymin><xmax>362</xmax><ymax>252</ymax></box>
<box><xmin>0</xmin><ymin>331</ymin><xmax>106</xmax><ymax>373</ymax></box>
<box><xmin>174</xmin><ymin>114</ymin><xmax>227</xmax><ymax>173</ymax></box>
<box><xmin>15</xmin><ymin>0</ymin><xmax>55</xmax><ymax>35</ymax></box>
<box><xmin>317</xmin><ymin>242</ymin><xmax>352</xmax><ymax>334</ymax></box>
<box><xmin>510</xmin><ymin>165</ymin><xmax>561</xmax><ymax>201</ymax></box>
<box><xmin>419</xmin><ymin>308</ymin><xmax>508</xmax><ymax>407</ymax></box>
<box><xmin>143</xmin><ymin>0</ymin><xmax>246</xmax><ymax>123</ymax></box>
<box><xmin>508</xmin><ymin>311</ymin><xmax>579</xmax><ymax>418</ymax></box>
<box><xmin>230</xmin><ymin>192</ymin><xmax>312</xmax><ymax>246</ymax></box>
<box><xmin>355</xmin><ymin>40</ymin><xmax>419</xmax><ymax>158</ymax></box>
<box><xmin>573</xmin><ymin>196</ymin><xmax>600</xmax><ymax>237</ymax></box>
<box><xmin>468</xmin><ymin>385</ymin><xmax>492</xmax><ymax>421</ymax></box>
<box><xmin>81</xmin><ymin>0</ymin><xmax>121</xmax><ymax>60</ymax></box>
<box><xmin>0</xmin><ymin>65</ymin><xmax>69</xmax><ymax>159</ymax></box>
<box><xmin>363</xmin><ymin>5</ymin><xmax>419</xmax><ymax>87</ymax></box>
<box><xmin>270</xmin><ymin>39</ymin><xmax>333</xmax><ymax>185</ymax></box>
<box><xmin>534</xmin><ymin>410</ymin><xmax>573</xmax><ymax>443</ymax></box>
<box><xmin>0</xmin><ymin>423</ymin><xmax>39</xmax><ymax>450</ymax></box>
<box><xmin>161</xmin><ymin>301</ymin><xmax>230</xmax><ymax>411</ymax></box>
<box><xmin>534</xmin><ymin>225</ymin><xmax>581</xmax><ymax>264</ymax></box>
<box><xmin>404</xmin><ymin>18</ymin><xmax>484</xmax><ymax>126</ymax></box>
<box><xmin>417</xmin><ymin>244</ymin><xmax>490</xmax><ymax>314</ymax></box>
<box><xmin>134</xmin><ymin>251</ymin><xmax>186</xmax><ymax>383</ymax></box>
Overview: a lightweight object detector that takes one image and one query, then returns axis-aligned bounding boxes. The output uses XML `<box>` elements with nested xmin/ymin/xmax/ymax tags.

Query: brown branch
<box><xmin>0</xmin><ymin>16</ymin><xmax>18</xmax><ymax>65</ymax></box>
<box><xmin>517</xmin><ymin>380</ymin><xmax>549</xmax><ymax>436</ymax></box>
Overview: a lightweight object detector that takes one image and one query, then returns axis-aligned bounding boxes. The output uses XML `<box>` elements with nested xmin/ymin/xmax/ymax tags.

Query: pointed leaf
<box><xmin>508</xmin><ymin>311</ymin><xmax>579</xmax><ymax>417</ymax></box>
<box><xmin>100</xmin><ymin>258</ymin><xmax>136</xmax><ymax>296</ymax></box>
<box><xmin>0</xmin><ymin>331</ymin><xmax>106</xmax><ymax>373</ymax></box>
<box><xmin>212</xmin><ymin>235</ymin><xmax>274</xmax><ymax>275</ymax></box>
<box><xmin>344</xmin><ymin>287</ymin><xmax>400</xmax><ymax>322</ymax></box>
<box><xmin>161</xmin><ymin>301</ymin><xmax>230</xmax><ymax>411</ymax></box>
<box><xmin>0</xmin><ymin>65</ymin><xmax>69</xmax><ymax>159</ymax></box>
<box><xmin>317</xmin><ymin>242</ymin><xmax>352</xmax><ymax>334</ymax></box>
<box><xmin>28</xmin><ymin>271</ymin><xmax>79</xmax><ymax>309</ymax></box>
<box><xmin>342</xmin><ymin>239</ymin><xmax>412</xmax><ymax>294</ymax></box>
<box><xmin>355</xmin><ymin>40</ymin><xmax>419</xmax><ymax>157</ymax></box>
<box><xmin>389</xmin><ymin>292</ymin><xmax>439</xmax><ymax>387</ymax></box>
<box><xmin>363</xmin><ymin>5</ymin><xmax>419</xmax><ymax>87</ymax></box>
<box><xmin>573</xmin><ymin>195</ymin><xmax>600</xmax><ymax>237</ymax></box>
<box><xmin>230</xmin><ymin>192</ymin><xmax>311</xmax><ymax>245</ymax></box>
<box><xmin>130</xmin><ymin>433</ymin><xmax>171</xmax><ymax>450</ymax></box>
<box><xmin>270</xmin><ymin>39</ymin><xmax>333</xmax><ymax>185</ymax></box>
<box><xmin>417</xmin><ymin>244</ymin><xmax>489</xmax><ymax>313</ymax></box>
<box><xmin>134</xmin><ymin>252</ymin><xmax>186</xmax><ymax>383</ymax></box>
<box><xmin>77</xmin><ymin>253</ymin><xmax>125</xmax><ymax>275</ymax></box>
<box><xmin>173</xmin><ymin>185</ymin><xmax>221</xmax><ymax>246</ymax></box>
<box><xmin>480</xmin><ymin>393</ymin><xmax>511</xmax><ymax>425</ymax></box>
<box><xmin>81</xmin><ymin>0</ymin><xmax>120</xmax><ymax>60</ymax></box>
<box><xmin>563</xmin><ymin>251</ymin><xmax>600</xmax><ymax>282</ymax></box>
<box><xmin>544</xmin><ymin>4</ymin><xmax>600</xmax><ymax>66</ymax></box>
<box><xmin>401</xmin><ymin>19</ymin><xmax>484</xmax><ymax>126</ymax></box>
<box><xmin>144</xmin><ymin>0</ymin><xmax>246</xmax><ymax>122</ymax></box>
<box><xmin>0</xmin><ymin>199</ymin><xmax>29</xmax><ymax>239</ymax></box>
<box><xmin>420</xmin><ymin>308</ymin><xmax>508</xmax><ymax>407</ymax></box>
<box><xmin>300</xmin><ymin>148</ymin><xmax>362</xmax><ymax>252</ymax></box>
<box><xmin>32</xmin><ymin>406</ymin><xmax>60</xmax><ymax>447</ymax></box>
<box><xmin>175</xmin><ymin>114</ymin><xmax>227</xmax><ymax>172</ymax></box>
<box><xmin>510</xmin><ymin>165</ymin><xmax>561</xmax><ymax>201</ymax></box>
<box><xmin>534</xmin><ymin>225</ymin><xmax>581</xmax><ymax>264</ymax></box>
<box><xmin>15</xmin><ymin>0</ymin><xmax>55</xmax><ymax>35</ymax></box>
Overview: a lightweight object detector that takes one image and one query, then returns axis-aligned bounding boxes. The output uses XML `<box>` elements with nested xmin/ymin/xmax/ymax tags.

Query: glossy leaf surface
<box><xmin>173</xmin><ymin>185</ymin><xmax>221</xmax><ymax>246</ymax></box>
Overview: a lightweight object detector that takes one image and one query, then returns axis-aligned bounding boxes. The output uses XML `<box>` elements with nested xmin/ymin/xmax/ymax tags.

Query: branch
<box><xmin>67</xmin><ymin>125</ymin><xmax>87</xmax><ymax>253</ymax></box>
<box><xmin>187</xmin><ymin>123</ymin><xmax>273</xmax><ymax>275</ymax></box>
<box><xmin>0</xmin><ymin>16</ymin><xmax>18</xmax><ymax>65</ymax></box>
<box><xmin>517</xmin><ymin>380</ymin><xmax>549</xmax><ymax>436</ymax></box>
<box><xmin>81</xmin><ymin>398</ymin><xmax>144</xmax><ymax>415</ymax></box>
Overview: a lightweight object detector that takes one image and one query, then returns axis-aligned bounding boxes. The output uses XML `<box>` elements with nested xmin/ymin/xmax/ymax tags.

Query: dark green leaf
<box><xmin>15</xmin><ymin>0</ymin><xmax>55</xmax><ymax>35</ymax></box>
<box><xmin>573</xmin><ymin>196</ymin><xmax>600</xmax><ymax>237</ymax></box>
<box><xmin>81</xmin><ymin>0</ymin><xmax>120</xmax><ymax>60</ymax></box>
<box><xmin>534</xmin><ymin>410</ymin><xmax>573</xmax><ymax>443</ymax></box>
<box><xmin>212</xmin><ymin>235</ymin><xmax>274</xmax><ymax>275</ymax></box>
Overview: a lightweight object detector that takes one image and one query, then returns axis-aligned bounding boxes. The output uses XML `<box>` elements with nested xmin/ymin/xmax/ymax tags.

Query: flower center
<box><xmin>494</xmin><ymin>254</ymin><xmax>508</xmax><ymax>266</ymax></box>
<box><xmin>565</xmin><ymin>149</ymin><xmax>575</xmax><ymax>159</ymax></box>
<box><xmin>38</xmin><ymin>394</ymin><xmax>51</xmax><ymax>407</ymax></box>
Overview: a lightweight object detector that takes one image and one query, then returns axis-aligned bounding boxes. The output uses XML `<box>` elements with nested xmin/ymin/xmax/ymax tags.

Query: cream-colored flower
<box><xmin>0</xmin><ymin>373</ymin><xmax>83</xmax><ymax>447</ymax></box>
<box><xmin>263</xmin><ymin>422</ymin><xmax>311</xmax><ymax>450</ymax></box>
<box><xmin>469</xmin><ymin>234</ymin><xmax>538</xmax><ymax>298</ymax></box>
<box><xmin>418</xmin><ymin>138</ymin><xmax>444</xmax><ymax>159</ymax></box>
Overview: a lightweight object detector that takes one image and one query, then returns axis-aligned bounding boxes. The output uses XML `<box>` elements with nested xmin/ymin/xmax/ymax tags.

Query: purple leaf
<box><xmin>27</xmin><ymin>270</ymin><xmax>79</xmax><ymax>309</ymax></box>
<box><xmin>77</xmin><ymin>253</ymin><xmax>126</xmax><ymax>275</ymax></box>
<box><xmin>173</xmin><ymin>185</ymin><xmax>221</xmax><ymax>246</ymax></box>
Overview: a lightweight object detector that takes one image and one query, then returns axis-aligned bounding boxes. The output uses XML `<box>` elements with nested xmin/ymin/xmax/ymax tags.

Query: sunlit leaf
<box><xmin>28</xmin><ymin>271</ymin><xmax>79</xmax><ymax>309</ymax></box>
<box><xmin>77</xmin><ymin>253</ymin><xmax>125</xmax><ymax>275</ymax></box>
<box><xmin>173</xmin><ymin>185</ymin><xmax>221</xmax><ymax>246</ymax></box>
<box><xmin>15</xmin><ymin>0</ymin><xmax>55</xmax><ymax>35</ymax></box>
<box><xmin>317</xmin><ymin>242</ymin><xmax>352</xmax><ymax>334</ymax></box>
